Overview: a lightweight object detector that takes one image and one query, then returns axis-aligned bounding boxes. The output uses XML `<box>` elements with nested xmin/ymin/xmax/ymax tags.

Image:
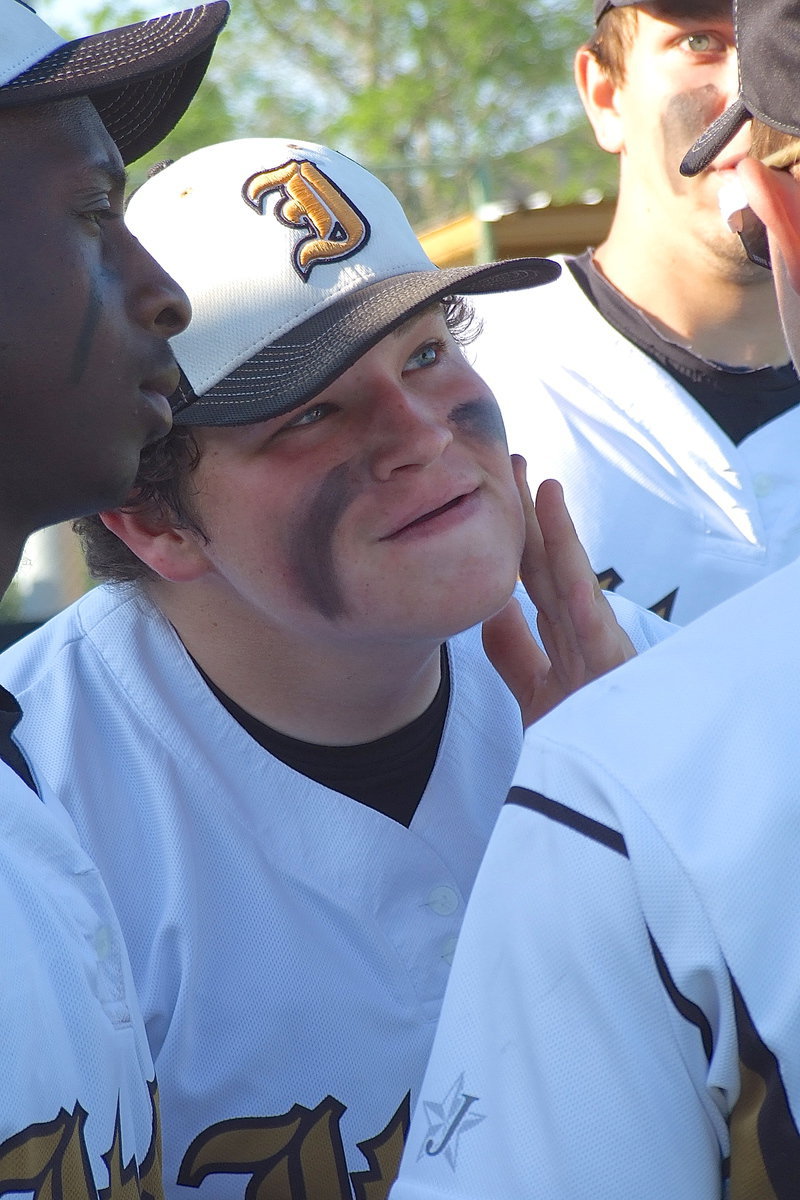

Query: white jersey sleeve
<box><xmin>393</xmin><ymin>556</ymin><xmax>800</xmax><ymax>1199</ymax></box>
<box><xmin>469</xmin><ymin>262</ymin><xmax>800</xmax><ymax>624</ymax></box>
<box><xmin>0</xmin><ymin>581</ymin><xmax>669</xmax><ymax>1200</ymax></box>
<box><xmin>0</xmin><ymin>760</ymin><xmax>164</xmax><ymax>1198</ymax></box>
<box><xmin>390</xmin><ymin>787</ymin><xmax>730</xmax><ymax>1199</ymax></box>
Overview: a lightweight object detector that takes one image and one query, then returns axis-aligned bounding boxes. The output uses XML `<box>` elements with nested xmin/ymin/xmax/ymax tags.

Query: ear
<box><xmin>736</xmin><ymin>157</ymin><xmax>800</xmax><ymax>293</ymax></box>
<box><xmin>574</xmin><ymin>46</ymin><xmax>624</xmax><ymax>155</ymax></box>
<box><xmin>99</xmin><ymin>506</ymin><xmax>211</xmax><ymax>584</ymax></box>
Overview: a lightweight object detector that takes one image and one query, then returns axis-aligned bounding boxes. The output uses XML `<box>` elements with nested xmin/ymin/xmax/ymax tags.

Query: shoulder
<box><xmin>518</xmin><ymin>557</ymin><xmax>800</xmax><ymax>846</ymax></box>
<box><xmin>0</xmin><ymin>583</ymin><xmax>157</xmax><ymax>695</ymax></box>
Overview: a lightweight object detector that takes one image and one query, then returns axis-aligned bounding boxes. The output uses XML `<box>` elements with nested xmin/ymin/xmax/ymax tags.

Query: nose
<box><xmin>368</xmin><ymin>381</ymin><xmax>453</xmax><ymax>481</ymax></box>
<box><xmin>127</xmin><ymin>234</ymin><xmax>192</xmax><ymax>338</ymax></box>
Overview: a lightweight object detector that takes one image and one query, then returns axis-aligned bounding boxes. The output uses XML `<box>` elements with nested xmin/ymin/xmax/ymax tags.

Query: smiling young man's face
<box><xmin>0</xmin><ymin>97</ymin><xmax>191</xmax><ymax>537</ymax></box>
<box><xmin>172</xmin><ymin>307</ymin><xmax>525</xmax><ymax>649</ymax></box>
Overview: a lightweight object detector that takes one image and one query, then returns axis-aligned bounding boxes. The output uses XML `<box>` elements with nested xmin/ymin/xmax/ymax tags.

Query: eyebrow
<box><xmin>78</xmin><ymin>157</ymin><xmax>128</xmax><ymax>195</ymax></box>
<box><xmin>100</xmin><ymin>160</ymin><xmax>128</xmax><ymax>193</ymax></box>
<box><xmin>390</xmin><ymin>303</ymin><xmax>443</xmax><ymax>339</ymax></box>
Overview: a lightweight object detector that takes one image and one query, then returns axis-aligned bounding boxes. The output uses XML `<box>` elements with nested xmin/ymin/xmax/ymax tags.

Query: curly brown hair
<box><xmin>75</xmin><ymin>295</ymin><xmax>481</xmax><ymax>584</ymax></box>
<box><xmin>73</xmin><ymin>425</ymin><xmax>205</xmax><ymax>584</ymax></box>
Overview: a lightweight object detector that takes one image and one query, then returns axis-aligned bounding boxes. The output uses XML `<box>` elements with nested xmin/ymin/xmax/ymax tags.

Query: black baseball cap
<box><xmin>593</xmin><ymin>0</ymin><xmax>639</xmax><ymax>23</ymax></box>
<box><xmin>681</xmin><ymin>0</ymin><xmax>800</xmax><ymax>176</ymax></box>
<box><xmin>0</xmin><ymin>0</ymin><xmax>229</xmax><ymax>165</ymax></box>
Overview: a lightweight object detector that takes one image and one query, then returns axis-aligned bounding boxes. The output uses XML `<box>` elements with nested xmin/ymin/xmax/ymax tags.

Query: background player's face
<box><xmin>182</xmin><ymin>307</ymin><xmax>525</xmax><ymax>647</ymax></box>
<box><xmin>0</xmin><ymin>97</ymin><xmax>191</xmax><ymax>539</ymax></box>
<box><xmin>592</xmin><ymin>3</ymin><xmax>757</xmax><ymax>276</ymax></box>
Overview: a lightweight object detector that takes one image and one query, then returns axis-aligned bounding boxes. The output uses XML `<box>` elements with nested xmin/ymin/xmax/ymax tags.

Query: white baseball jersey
<box><xmin>0</xmin><ymin>757</ymin><xmax>163</xmax><ymax>1198</ymax></box>
<box><xmin>469</xmin><ymin>261</ymin><xmax>800</xmax><ymax>624</ymax></box>
<box><xmin>392</xmin><ymin>555</ymin><xmax>800</xmax><ymax>1200</ymax></box>
<box><xmin>0</xmin><ymin>581</ymin><xmax>668</xmax><ymax>1200</ymax></box>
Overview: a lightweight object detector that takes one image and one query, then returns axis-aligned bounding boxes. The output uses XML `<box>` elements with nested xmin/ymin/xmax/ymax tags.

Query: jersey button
<box><xmin>441</xmin><ymin>936</ymin><xmax>459</xmax><ymax>965</ymax></box>
<box><xmin>754</xmin><ymin>473</ymin><xmax>773</xmax><ymax>497</ymax></box>
<box><xmin>427</xmin><ymin>885</ymin><xmax>460</xmax><ymax>916</ymax></box>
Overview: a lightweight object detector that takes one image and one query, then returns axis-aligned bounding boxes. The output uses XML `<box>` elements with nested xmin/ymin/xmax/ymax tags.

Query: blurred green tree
<box><xmin>43</xmin><ymin>0</ymin><xmax>616</xmax><ymax>226</ymax></box>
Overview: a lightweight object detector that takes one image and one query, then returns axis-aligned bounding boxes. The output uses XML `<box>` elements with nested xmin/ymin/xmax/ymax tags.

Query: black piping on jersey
<box><xmin>0</xmin><ymin>684</ymin><xmax>37</xmax><ymax>795</ymax></box>
<box><xmin>509</xmin><ymin>787</ymin><xmax>715</xmax><ymax>1062</ymax></box>
<box><xmin>648</xmin><ymin>932</ymin><xmax>714</xmax><ymax>1063</ymax></box>
<box><xmin>509</xmin><ymin>786</ymin><xmax>800</xmax><ymax>1192</ymax></box>
<box><xmin>728</xmin><ymin>971</ymin><xmax>800</xmax><ymax>1198</ymax></box>
<box><xmin>510</xmin><ymin>784</ymin><xmax>723</xmax><ymax>1173</ymax></box>
<box><xmin>507</xmin><ymin>786</ymin><xmax>628</xmax><ymax>856</ymax></box>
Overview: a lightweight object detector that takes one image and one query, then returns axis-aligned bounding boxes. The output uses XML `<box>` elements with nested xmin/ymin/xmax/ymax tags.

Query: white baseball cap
<box><xmin>125</xmin><ymin>137</ymin><xmax>561</xmax><ymax>426</ymax></box>
<box><xmin>0</xmin><ymin>0</ymin><xmax>229</xmax><ymax>164</ymax></box>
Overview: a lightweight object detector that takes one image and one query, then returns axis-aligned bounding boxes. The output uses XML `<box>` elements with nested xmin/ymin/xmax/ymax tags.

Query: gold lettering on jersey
<box><xmin>350</xmin><ymin>1093</ymin><xmax>409</xmax><ymax>1200</ymax></box>
<box><xmin>728</xmin><ymin>1062</ymin><xmax>778</xmax><ymax>1200</ymax></box>
<box><xmin>727</xmin><ymin>973</ymin><xmax>800</xmax><ymax>1198</ymax></box>
<box><xmin>595</xmin><ymin>567</ymin><xmax>679</xmax><ymax>622</ymax></box>
<box><xmin>595</xmin><ymin>567</ymin><xmax>623</xmax><ymax>595</ymax></box>
<box><xmin>243</xmin><ymin>160</ymin><xmax>369</xmax><ymax>280</ymax></box>
<box><xmin>0</xmin><ymin>1081</ymin><xmax>162</xmax><ymax>1198</ymax></box>
<box><xmin>179</xmin><ymin>1093</ymin><xmax>410</xmax><ymax>1200</ymax></box>
<box><xmin>649</xmin><ymin>588</ymin><xmax>678</xmax><ymax>623</ymax></box>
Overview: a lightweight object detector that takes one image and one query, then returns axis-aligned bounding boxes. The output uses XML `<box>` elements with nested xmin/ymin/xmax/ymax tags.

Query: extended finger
<box><xmin>482</xmin><ymin>596</ymin><xmax>552</xmax><ymax>724</ymax></box>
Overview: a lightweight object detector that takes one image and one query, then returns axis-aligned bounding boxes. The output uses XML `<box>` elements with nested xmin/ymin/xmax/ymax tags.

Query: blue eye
<box><xmin>408</xmin><ymin>340</ymin><xmax>445</xmax><ymax>371</ymax></box>
<box><xmin>287</xmin><ymin>402</ymin><xmax>332</xmax><ymax>429</ymax></box>
<box><xmin>684</xmin><ymin>32</ymin><xmax>724</xmax><ymax>53</ymax></box>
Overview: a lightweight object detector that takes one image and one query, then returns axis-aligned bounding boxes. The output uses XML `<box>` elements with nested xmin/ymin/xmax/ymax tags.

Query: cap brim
<box><xmin>680</xmin><ymin>96</ymin><xmax>749</xmax><ymax>177</ymax></box>
<box><xmin>173</xmin><ymin>256</ymin><xmax>561</xmax><ymax>427</ymax></box>
<box><xmin>0</xmin><ymin>3</ymin><xmax>229</xmax><ymax>165</ymax></box>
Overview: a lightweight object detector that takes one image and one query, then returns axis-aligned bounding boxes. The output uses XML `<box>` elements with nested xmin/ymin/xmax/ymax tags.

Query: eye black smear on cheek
<box><xmin>449</xmin><ymin>397</ymin><xmax>508</xmax><ymax>446</ymax></box>
<box><xmin>289</xmin><ymin>460</ymin><xmax>359</xmax><ymax>621</ymax></box>
<box><xmin>68</xmin><ymin>284</ymin><xmax>103</xmax><ymax>386</ymax></box>
<box><xmin>663</xmin><ymin>86</ymin><xmax>719</xmax><ymax>190</ymax></box>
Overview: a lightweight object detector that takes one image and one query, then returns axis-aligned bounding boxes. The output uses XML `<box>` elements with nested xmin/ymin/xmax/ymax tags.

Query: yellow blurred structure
<box><xmin>419</xmin><ymin>197</ymin><xmax>616</xmax><ymax>266</ymax></box>
<box><xmin>11</xmin><ymin>523</ymin><xmax>90</xmax><ymax>621</ymax></box>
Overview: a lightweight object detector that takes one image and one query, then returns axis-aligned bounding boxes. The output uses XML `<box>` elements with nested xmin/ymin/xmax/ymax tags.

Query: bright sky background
<box><xmin>43</xmin><ymin>0</ymin><xmax>175</xmax><ymax>30</ymax></box>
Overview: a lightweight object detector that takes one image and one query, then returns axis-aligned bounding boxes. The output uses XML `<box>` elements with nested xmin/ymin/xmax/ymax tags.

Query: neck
<box><xmin>147</xmin><ymin>580</ymin><xmax>444</xmax><ymax>746</ymax></box>
<box><xmin>594</xmin><ymin>211</ymin><xmax>790</xmax><ymax>369</ymax></box>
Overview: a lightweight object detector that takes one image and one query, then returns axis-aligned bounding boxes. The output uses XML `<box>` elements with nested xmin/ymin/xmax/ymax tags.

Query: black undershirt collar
<box><xmin>0</xmin><ymin>684</ymin><xmax>37</xmax><ymax>794</ymax></box>
<box><xmin>567</xmin><ymin>250</ymin><xmax>800</xmax><ymax>445</ymax></box>
<box><xmin>195</xmin><ymin>646</ymin><xmax>450</xmax><ymax>828</ymax></box>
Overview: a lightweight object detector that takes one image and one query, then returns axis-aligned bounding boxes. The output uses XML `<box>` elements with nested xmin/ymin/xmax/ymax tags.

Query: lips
<box><xmin>141</xmin><ymin>361</ymin><xmax>181</xmax><ymax>403</ymax></box>
<box><xmin>381</xmin><ymin>487</ymin><xmax>479</xmax><ymax>540</ymax></box>
<box><xmin>136</xmin><ymin>359</ymin><xmax>181</xmax><ymax>440</ymax></box>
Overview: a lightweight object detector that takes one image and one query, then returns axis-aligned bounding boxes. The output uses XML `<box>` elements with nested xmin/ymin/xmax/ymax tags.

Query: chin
<box><xmin>61</xmin><ymin>456</ymin><xmax>141</xmax><ymax>525</ymax></box>
<box><xmin>437</xmin><ymin>569</ymin><xmax>519</xmax><ymax>637</ymax></box>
